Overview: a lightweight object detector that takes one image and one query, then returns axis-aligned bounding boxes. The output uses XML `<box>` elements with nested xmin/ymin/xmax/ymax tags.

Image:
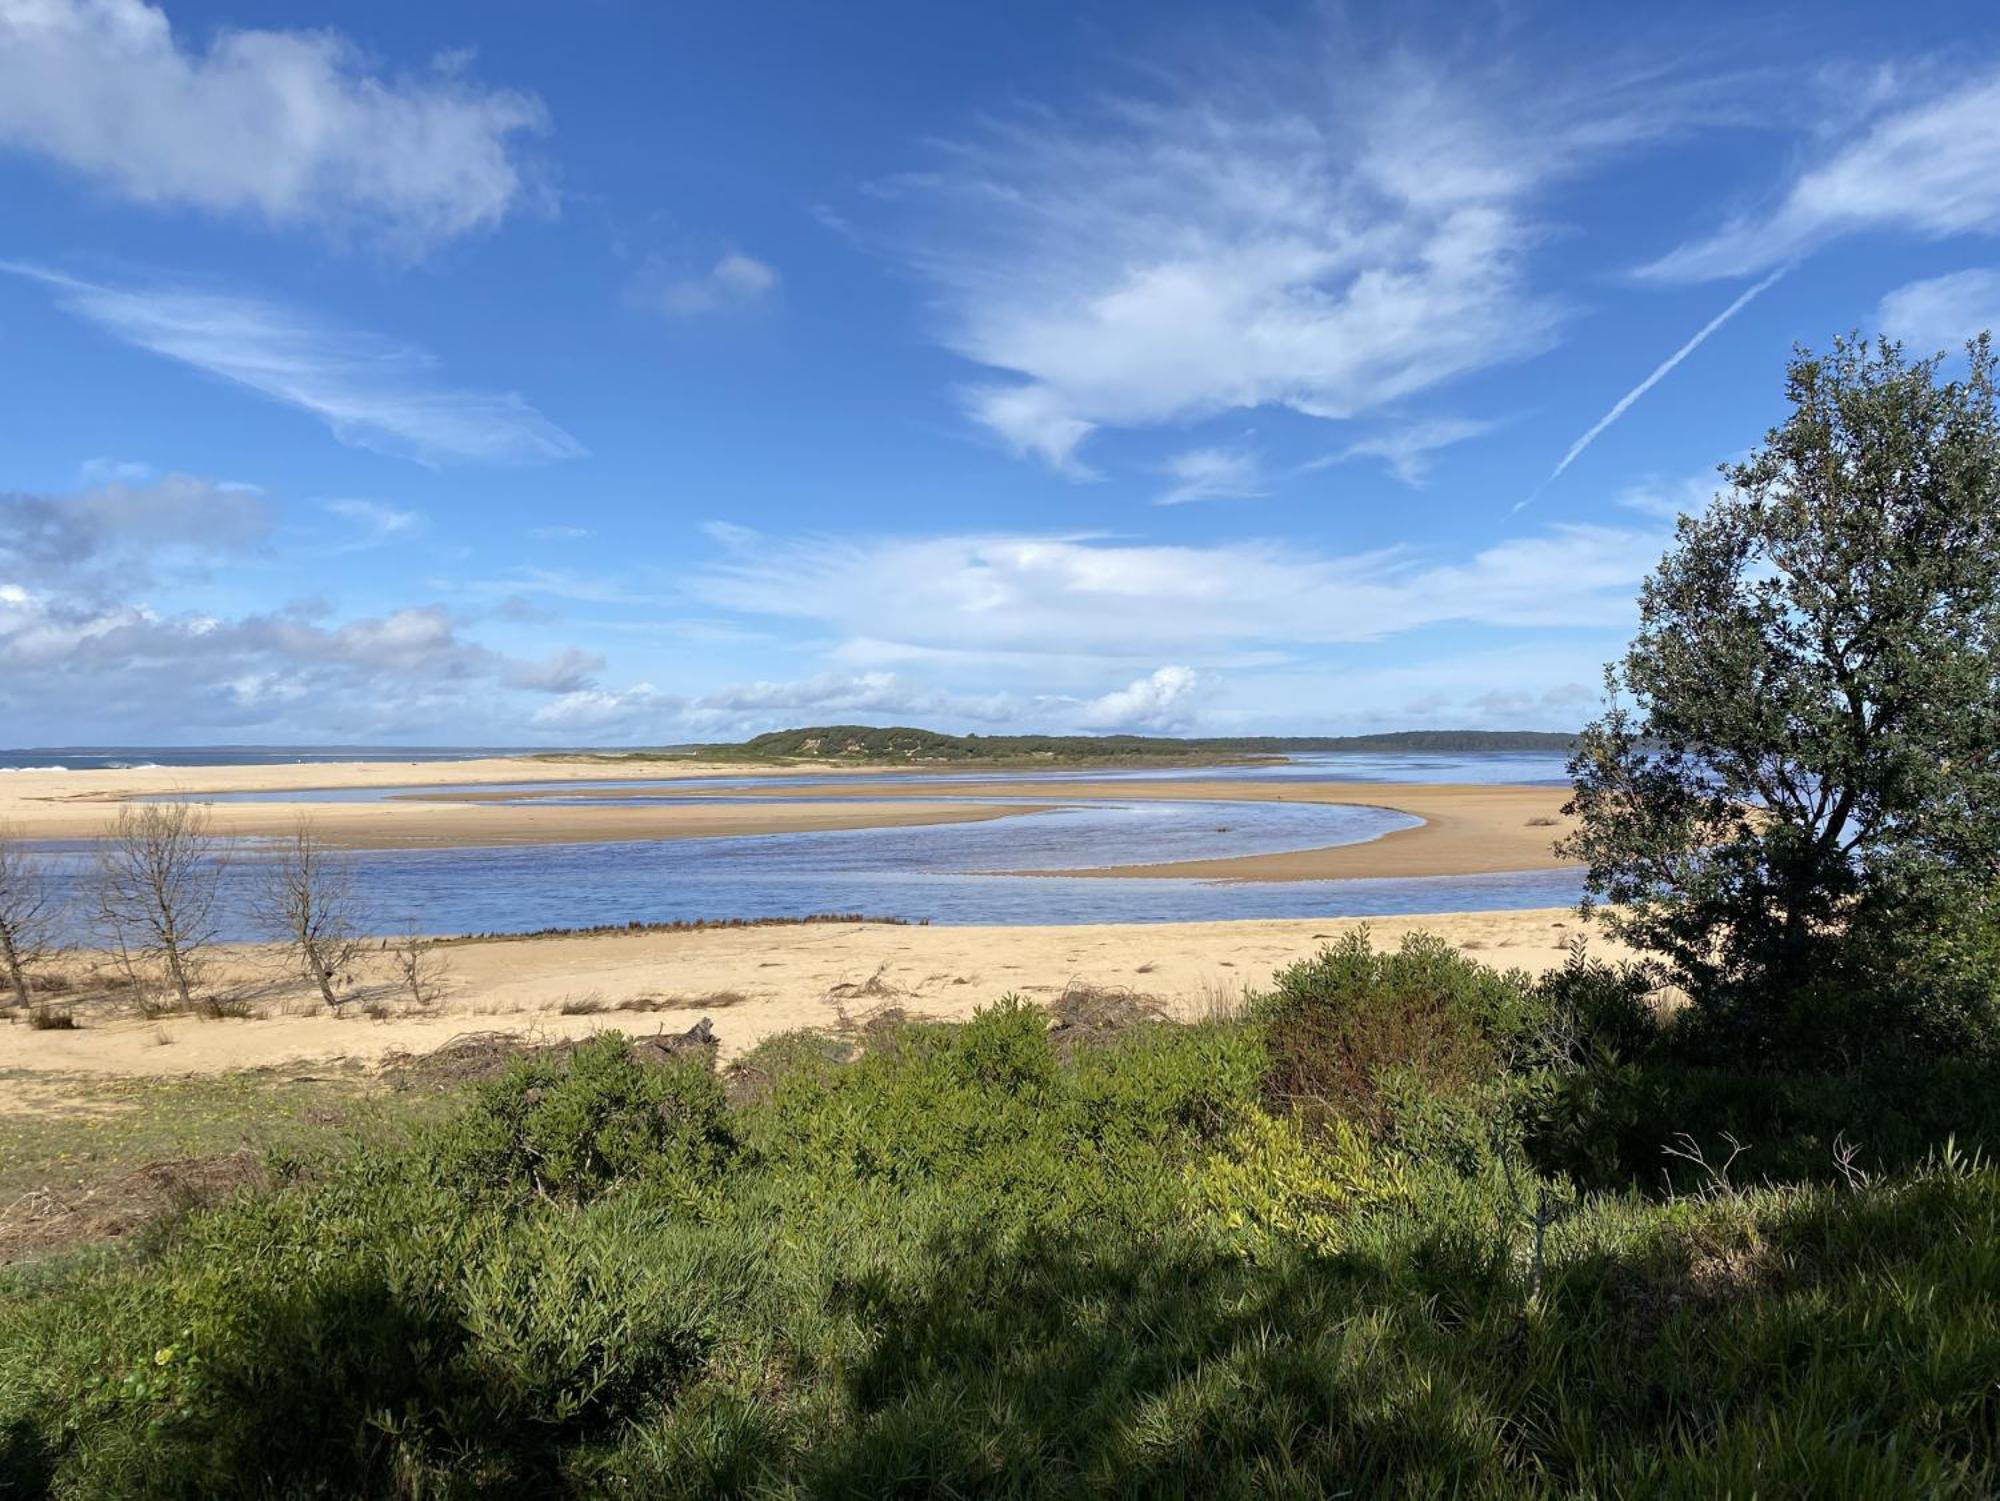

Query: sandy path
<box><xmin>0</xmin><ymin>908</ymin><xmax>1616</xmax><ymax>1080</ymax></box>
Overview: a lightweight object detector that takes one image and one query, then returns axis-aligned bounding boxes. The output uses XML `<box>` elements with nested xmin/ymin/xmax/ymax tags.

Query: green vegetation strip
<box><xmin>3</xmin><ymin>933</ymin><xmax>1996</xmax><ymax>1497</ymax></box>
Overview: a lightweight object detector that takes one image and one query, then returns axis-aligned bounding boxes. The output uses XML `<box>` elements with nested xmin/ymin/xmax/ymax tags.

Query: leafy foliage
<box><xmin>1256</xmin><ymin>929</ymin><xmax>1545</xmax><ymax>1133</ymax></box>
<box><xmin>436</xmin><ymin>1032</ymin><xmax>737</xmax><ymax>1205</ymax></box>
<box><xmin>4</xmin><ymin>972</ymin><xmax>2000</xmax><ymax>1497</ymax></box>
<box><xmin>1565</xmin><ymin>336</ymin><xmax>2000</xmax><ymax>1056</ymax></box>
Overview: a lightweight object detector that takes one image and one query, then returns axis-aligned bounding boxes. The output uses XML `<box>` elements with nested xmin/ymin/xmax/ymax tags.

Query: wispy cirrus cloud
<box><xmin>872</xmin><ymin>38</ymin><xmax>1723</xmax><ymax>473</ymax></box>
<box><xmin>326</xmin><ymin>499</ymin><xmax>424</xmax><ymax>550</ymax></box>
<box><xmin>1878</xmin><ymin>269</ymin><xmax>2000</xmax><ymax>351</ymax></box>
<box><xmin>0</xmin><ymin>0</ymin><xmax>547</xmax><ymax>252</ymax></box>
<box><xmin>693</xmin><ymin>524</ymin><xmax>1666</xmax><ymax>665</ymax></box>
<box><xmin>1330</xmin><ymin>416</ymin><xmax>1498</xmax><ymax>486</ymax></box>
<box><xmin>1157</xmin><ymin>446</ymin><xmax>1264</xmax><ymax>505</ymax></box>
<box><xmin>631</xmin><ymin>252</ymin><xmax>779</xmax><ymax>319</ymax></box>
<box><xmin>4</xmin><ymin>264</ymin><xmax>585</xmax><ymax>466</ymax></box>
<box><xmin>1643</xmin><ymin>67</ymin><xmax>2000</xmax><ymax>282</ymax></box>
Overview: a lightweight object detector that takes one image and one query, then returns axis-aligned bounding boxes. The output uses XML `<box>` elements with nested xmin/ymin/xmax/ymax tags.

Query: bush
<box><xmin>6</xmin><ymin>954</ymin><xmax>2000</xmax><ymax>1496</ymax></box>
<box><xmin>1184</xmin><ymin>1109</ymin><xmax>1396</xmax><ymax>1258</ymax></box>
<box><xmin>1528</xmin><ymin>941</ymin><xmax>1665</xmax><ymax>1070</ymax></box>
<box><xmin>747</xmin><ymin>997</ymin><xmax>1264</xmax><ymax>1233</ymax></box>
<box><xmin>1255</xmin><ymin>930</ymin><xmax>1543</xmax><ymax>1134</ymax></box>
<box><xmin>435</xmin><ymin>1033</ymin><xmax>737</xmax><ymax>1206</ymax></box>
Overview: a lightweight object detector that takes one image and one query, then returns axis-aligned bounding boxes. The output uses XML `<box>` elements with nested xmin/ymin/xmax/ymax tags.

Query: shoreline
<box><xmin>0</xmin><ymin>907</ymin><xmax>1612</xmax><ymax>1080</ymax></box>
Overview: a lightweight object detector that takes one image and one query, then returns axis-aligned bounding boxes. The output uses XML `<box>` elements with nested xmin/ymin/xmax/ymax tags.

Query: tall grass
<box><xmin>2</xmin><ymin>934</ymin><xmax>1997</xmax><ymax>1496</ymax></box>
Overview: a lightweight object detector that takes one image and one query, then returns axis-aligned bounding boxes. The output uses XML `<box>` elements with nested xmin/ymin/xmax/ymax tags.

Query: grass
<box><xmin>0</xmin><ymin>1068</ymin><xmax>446</xmax><ymax>1225</ymax></box>
<box><xmin>1</xmin><ymin>935</ymin><xmax>1996</xmax><ymax>1495</ymax></box>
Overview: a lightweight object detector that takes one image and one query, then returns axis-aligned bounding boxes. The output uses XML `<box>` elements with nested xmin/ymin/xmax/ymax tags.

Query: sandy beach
<box><xmin>0</xmin><ymin>757</ymin><xmax>1597</xmax><ymax>1080</ymax></box>
<box><xmin>0</xmin><ymin>907</ymin><xmax>1617</xmax><ymax>1080</ymax></box>
<box><xmin>0</xmin><ymin>757</ymin><xmax>1576</xmax><ymax>879</ymax></box>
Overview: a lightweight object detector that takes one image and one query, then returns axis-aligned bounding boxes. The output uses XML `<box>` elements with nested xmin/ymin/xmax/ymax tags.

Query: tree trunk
<box><xmin>163</xmin><ymin>941</ymin><xmax>194</xmax><ymax>1012</ymax></box>
<box><xmin>0</xmin><ymin>926</ymin><xmax>26</xmax><ymax>1007</ymax></box>
<box><xmin>310</xmin><ymin>951</ymin><xmax>338</xmax><ymax>1009</ymax></box>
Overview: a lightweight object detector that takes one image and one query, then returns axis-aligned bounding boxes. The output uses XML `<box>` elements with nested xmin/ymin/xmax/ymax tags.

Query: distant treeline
<box><xmin>685</xmin><ymin>724</ymin><xmax>1577</xmax><ymax>763</ymax></box>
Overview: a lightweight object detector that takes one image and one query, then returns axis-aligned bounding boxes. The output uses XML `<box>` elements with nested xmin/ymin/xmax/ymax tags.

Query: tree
<box><xmin>388</xmin><ymin>923</ymin><xmax>450</xmax><ymax>1010</ymax></box>
<box><xmin>1563</xmin><ymin>335</ymin><xmax>2000</xmax><ymax>1050</ymax></box>
<box><xmin>254</xmin><ymin>820</ymin><xmax>366</xmax><ymax>1010</ymax></box>
<box><xmin>0</xmin><ymin>822</ymin><xmax>56</xmax><ymax>1007</ymax></box>
<box><xmin>95</xmin><ymin>801</ymin><xmax>224</xmax><ymax>1015</ymax></box>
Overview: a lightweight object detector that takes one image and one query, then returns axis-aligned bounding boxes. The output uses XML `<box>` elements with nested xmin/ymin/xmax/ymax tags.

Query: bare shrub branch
<box><xmin>253</xmin><ymin>820</ymin><xmax>366</xmax><ymax>1011</ymax></box>
<box><xmin>93</xmin><ymin>802</ymin><xmax>224</xmax><ymax>1017</ymax></box>
<box><xmin>388</xmin><ymin>925</ymin><xmax>450</xmax><ymax>1011</ymax></box>
<box><xmin>1660</xmin><ymin>1131</ymin><xmax>1751</xmax><ymax>1198</ymax></box>
<box><xmin>0</xmin><ymin>821</ymin><xmax>57</xmax><ymax>1008</ymax></box>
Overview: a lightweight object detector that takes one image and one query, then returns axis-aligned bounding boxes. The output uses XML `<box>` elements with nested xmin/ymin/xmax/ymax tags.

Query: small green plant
<box><xmin>436</xmin><ymin>1033</ymin><xmax>737</xmax><ymax>1205</ymax></box>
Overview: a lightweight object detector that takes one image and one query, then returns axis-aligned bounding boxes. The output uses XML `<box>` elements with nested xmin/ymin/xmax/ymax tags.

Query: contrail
<box><xmin>1515</xmin><ymin>266</ymin><xmax>1788</xmax><ymax>512</ymax></box>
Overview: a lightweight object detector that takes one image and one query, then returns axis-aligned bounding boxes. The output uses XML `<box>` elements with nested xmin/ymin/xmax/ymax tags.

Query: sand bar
<box><xmin>0</xmin><ymin>908</ymin><xmax>1616</xmax><ymax>1080</ymax></box>
<box><xmin>0</xmin><ymin>758</ymin><xmax>1034</xmax><ymax>847</ymax></box>
<box><xmin>479</xmin><ymin>776</ymin><xmax>1577</xmax><ymax>881</ymax></box>
<box><xmin>0</xmin><ymin>759</ymin><xmax>1577</xmax><ymax>879</ymax></box>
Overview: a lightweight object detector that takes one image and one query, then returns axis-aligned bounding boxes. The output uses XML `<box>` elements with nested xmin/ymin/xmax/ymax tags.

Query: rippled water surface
<box><xmin>57</xmin><ymin>753</ymin><xmax>1585</xmax><ymax>937</ymax></box>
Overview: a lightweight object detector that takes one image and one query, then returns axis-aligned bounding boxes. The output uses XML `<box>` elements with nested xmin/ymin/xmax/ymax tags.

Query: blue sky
<box><xmin>4</xmin><ymin>0</ymin><xmax>2000</xmax><ymax>745</ymax></box>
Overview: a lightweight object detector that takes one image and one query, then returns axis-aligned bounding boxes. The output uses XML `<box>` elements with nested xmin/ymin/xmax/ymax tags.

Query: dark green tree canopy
<box><xmin>1564</xmin><ymin>335</ymin><xmax>2000</xmax><ymax>1039</ymax></box>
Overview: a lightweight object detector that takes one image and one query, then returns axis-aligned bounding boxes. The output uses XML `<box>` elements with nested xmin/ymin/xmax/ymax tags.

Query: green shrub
<box><xmin>436</xmin><ymin>1033</ymin><xmax>737</xmax><ymax>1205</ymax></box>
<box><xmin>1256</xmin><ymin>930</ymin><xmax>1543</xmax><ymax>1134</ymax></box>
<box><xmin>1526</xmin><ymin>1053</ymin><xmax>2000</xmax><ymax>1191</ymax></box>
<box><xmin>1527</xmin><ymin>941</ymin><xmax>1665</xmax><ymax>1070</ymax></box>
<box><xmin>6</xmin><ymin>954</ymin><xmax>2000</xmax><ymax>1497</ymax></box>
<box><xmin>745</xmin><ymin>998</ymin><xmax>1264</xmax><ymax>1234</ymax></box>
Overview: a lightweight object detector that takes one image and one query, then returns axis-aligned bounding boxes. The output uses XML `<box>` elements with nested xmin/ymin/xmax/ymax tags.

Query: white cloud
<box><xmin>77</xmin><ymin>456</ymin><xmax>155</xmax><ymax>485</ymax></box>
<box><xmin>1332</xmin><ymin>417</ymin><xmax>1496</xmax><ymax>486</ymax></box>
<box><xmin>878</xmin><ymin>46</ymin><xmax>1711</xmax><ymax>471</ymax></box>
<box><xmin>1644</xmin><ymin>69</ymin><xmax>2000</xmax><ymax>281</ymax></box>
<box><xmin>693</xmin><ymin>524</ymin><xmax>1665</xmax><ymax>665</ymax></box>
<box><xmin>1157</xmin><ymin>446</ymin><xmax>1264</xmax><ymax>505</ymax></box>
<box><xmin>6</xmin><ymin>265</ymin><xmax>585</xmax><ymax>465</ymax></box>
<box><xmin>0</xmin><ymin>0</ymin><xmax>546</xmax><ymax>251</ymax></box>
<box><xmin>634</xmin><ymin>252</ymin><xmax>780</xmax><ymax>319</ymax></box>
<box><xmin>1878</xmin><ymin>269</ymin><xmax>2000</xmax><ymax>351</ymax></box>
<box><xmin>530</xmin><ymin>683</ymin><xmax>680</xmax><ymax>734</ymax></box>
<box><xmin>3</xmin><ymin>471</ymin><xmax>271</xmax><ymax>576</ymax></box>
<box><xmin>530</xmin><ymin>524</ymin><xmax>595</xmax><ymax>541</ymax></box>
<box><xmin>503</xmin><ymin>645</ymin><xmax>604</xmax><ymax>694</ymax></box>
<box><xmin>1615</xmin><ymin>471</ymin><xmax>1725</xmax><ymax>521</ymax></box>
<box><xmin>691</xmin><ymin>671</ymin><xmax>1018</xmax><ymax>724</ymax></box>
<box><xmin>0</xmin><ymin>474</ymin><xmax>606</xmax><ymax>740</ymax></box>
<box><xmin>1210</xmin><ymin>644</ymin><xmax>1608</xmax><ymax>734</ymax></box>
<box><xmin>530</xmin><ymin>669</ymin><xmax>1031</xmax><ymax>742</ymax></box>
<box><xmin>326</xmin><ymin>498</ymin><xmax>423</xmax><ymax>549</ymax></box>
<box><xmin>1076</xmin><ymin>666</ymin><xmax>1201</xmax><ymax>730</ymax></box>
